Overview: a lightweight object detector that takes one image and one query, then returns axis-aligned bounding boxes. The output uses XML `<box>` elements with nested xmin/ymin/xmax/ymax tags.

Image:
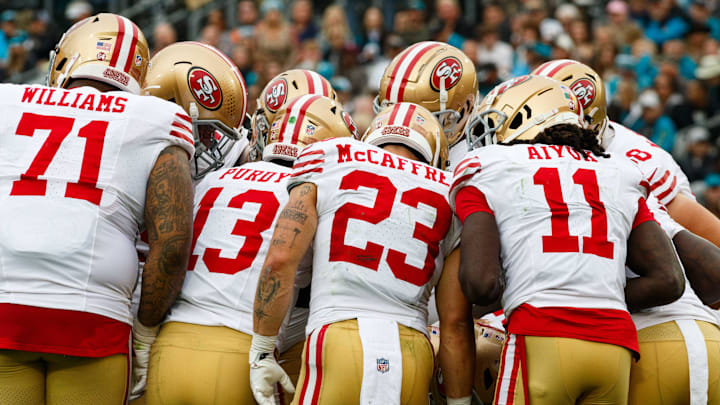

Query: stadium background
<box><xmin>2</xmin><ymin>0</ymin><xmax>719</xmax><ymax>212</ymax></box>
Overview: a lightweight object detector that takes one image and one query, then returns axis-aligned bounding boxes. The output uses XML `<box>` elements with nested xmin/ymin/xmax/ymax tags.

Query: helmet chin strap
<box><xmin>439</xmin><ymin>79</ymin><xmax>448</xmax><ymax>111</ymax></box>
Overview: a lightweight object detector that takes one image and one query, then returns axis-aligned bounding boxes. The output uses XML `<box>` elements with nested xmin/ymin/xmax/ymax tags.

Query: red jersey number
<box><xmin>534</xmin><ymin>167</ymin><xmax>614</xmax><ymax>259</ymax></box>
<box><xmin>11</xmin><ymin>112</ymin><xmax>108</xmax><ymax>205</ymax></box>
<box><xmin>329</xmin><ymin>170</ymin><xmax>452</xmax><ymax>286</ymax></box>
<box><xmin>189</xmin><ymin>187</ymin><xmax>280</xmax><ymax>274</ymax></box>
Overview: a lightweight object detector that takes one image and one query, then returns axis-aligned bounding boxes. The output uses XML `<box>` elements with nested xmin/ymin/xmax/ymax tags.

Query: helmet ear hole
<box><xmin>509</xmin><ymin>113</ymin><xmax>523</xmax><ymax>130</ymax></box>
<box><xmin>55</xmin><ymin>58</ymin><xmax>67</xmax><ymax>71</ymax></box>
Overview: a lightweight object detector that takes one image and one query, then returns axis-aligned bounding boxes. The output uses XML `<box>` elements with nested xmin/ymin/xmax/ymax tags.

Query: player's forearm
<box><xmin>674</xmin><ymin>230</ymin><xmax>720</xmax><ymax>306</ymax></box>
<box><xmin>459</xmin><ymin>212</ymin><xmax>503</xmax><ymax>305</ymax></box>
<box><xmin>667</xmin><ymin>194</ymin><xmax>720</xmax><ymax>248</ymax></box>
<box><xmin>140</xmin><ymin>146</ymin><xmax>193</xmax><ymax>326</ymax></box>
<box><xmin>254</xmin><ymin>183</ymin><xmax>318</xmax><ymax>336</ymax></box>
<box><xmin>438</xmin><ymin>318</ymin><xmax>475</xmax><ymax>398</ymax></box>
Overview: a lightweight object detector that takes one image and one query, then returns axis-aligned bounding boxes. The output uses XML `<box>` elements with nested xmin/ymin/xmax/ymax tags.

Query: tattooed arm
<box><xmin>253</xmin><ymin>183</ymin><xmax>319</xmax><ymax>336</ymax></box>
<box><xmin>138</xmin><ymin>146</ymin><xmax>194</xmax><ymax>326</ymax></box>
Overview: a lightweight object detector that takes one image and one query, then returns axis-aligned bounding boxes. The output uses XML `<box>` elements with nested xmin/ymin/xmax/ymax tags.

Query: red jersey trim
<box><xmin>0</xmin><ymin>303</ymin><xmax>130</xmax><ymax>357</ymax></box>
<box><xmin>632</xmin><ymin>197</ymin><xmax>656</xmax><ymax>229</ymax></box>
<box><xmin>454</xmin><ymin>185</ymin><xmax>494</xmax><ymax>223</ymax></box>
<box><xmin>506</xmin><ymin>303</ymin><xmax>639</xmax><ymax>356</ymax></box>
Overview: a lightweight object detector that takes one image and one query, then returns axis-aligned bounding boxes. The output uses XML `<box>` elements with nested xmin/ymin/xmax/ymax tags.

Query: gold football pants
<box><xmin>0</xmin><ymin>350</ymin><xmax>128</xmax><ymax>405</ymax></box>
<box><xmin>629</xmin><ymin>320</ymin><xmax>720</xmax><ymax>405</ymax></box>
<box><xmin>145</xmin><ymin>321</ymin><xmax>255</xmax><ymax>405</ymax></box>
<box><xmin>291</xmin><ymin>319</ymin><xmax>433</xmax><ymax>405</ymax></box>
<box><xmin>493</xmin><ymin>334</ymin><xmax>632</xmax><ymax>405</ymax></box>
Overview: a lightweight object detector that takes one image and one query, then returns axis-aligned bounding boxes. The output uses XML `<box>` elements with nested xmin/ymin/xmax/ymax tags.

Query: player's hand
<box><xmin>130</xmin><ymin>320</ymin><xmax>159</xmax><ymax>399</ymax></box>
<box><xmin>249</xmin><ymin>334</ymin><xmax>295</xmax><ymax>405</ymax></box>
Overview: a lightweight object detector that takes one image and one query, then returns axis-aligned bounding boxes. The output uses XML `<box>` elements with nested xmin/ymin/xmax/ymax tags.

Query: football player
<box><xmin>144</xmin><ymin>41</ymin><xmax>249</xmax><ymax>180</ymax></box>
<box><xmin>0</xmin><ymin>14</ymin><xmax>194</xmax><ymax>404</ymax></box>
<box><xmin>249</xmin><ymin>103</ymin><xmax>475</xmax><ymax>405</ymax></box>
<box><xmin>251</xmin><ymin>68</ymin><xmax>339</xmax><ymax>162</ymax></box>
<box><xmin>532</xmin><ymin>59</ymin><xmax>720</xmax><ymax>247</ymax></box>
<box><xmin>374</xmin><ymin>41</ymin><xmax>478</xmax><ymax>171</ymax></box>
<box><xmin>131</xmin><ymin>41</ymin><xmax>247</xmax><ymax>403</ymax></box>
<box><xmin>451</xmin><ymin>75</ymin><xmax>684</xmax><ymax>405</ymax></box>
<box><xmin>531</xmin><ymin>59</ymin><xmax>720</xmax><ymax>405</ymax></box>
<box><xmin>143</xmin><ymin>91</ymin><xmax>354</xmax><ymax>404</ymax></box>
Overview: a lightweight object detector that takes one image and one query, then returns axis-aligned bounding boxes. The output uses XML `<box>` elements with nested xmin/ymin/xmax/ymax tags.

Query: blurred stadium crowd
<box><xmin>3</xmin><ymin>0</ymin><xmax>720</xmax><ymax>213</ymax></box>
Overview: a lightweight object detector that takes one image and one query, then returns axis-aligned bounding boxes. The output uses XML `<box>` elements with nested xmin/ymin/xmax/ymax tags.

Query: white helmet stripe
<box><xmin>388</xmin><ymin>42</ymin><xmax>437</xmax><ymax>103</ymax></box>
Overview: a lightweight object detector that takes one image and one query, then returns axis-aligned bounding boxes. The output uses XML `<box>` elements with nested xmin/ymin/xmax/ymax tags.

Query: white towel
<box><xmin>358</xmin><ymin>318</ymin><xmax>403</xmax><ymax>405</ymax></box>
<box><xmin>676</xmin><ymin>319</ymin><xmax>709</xmax><ymax>405</ymax></box>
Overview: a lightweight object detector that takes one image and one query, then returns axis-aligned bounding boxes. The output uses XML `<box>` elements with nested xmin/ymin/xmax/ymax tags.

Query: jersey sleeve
<box><xmin>454</xmin><ymin>186</ymin><xmax>494</xmax><ymax>223</ymax></box>
<box><xmin>448</xmin><ymin>152</ymin><xmax>486</xmax><ymax>214</ymax></box>
<box><xmin>164</xmin><ymin>107</ymin><xmax>196</xmax><ymax>159</ymax></box>
<box><xmin>287</xmin><ymin>142</ymin><xmax>327</xmax><ymax>191</ymax></box>
<box><xmin>632</xmin><ymin>197</ymin><xmax>657</xmax><ymax>229</ymax></box>
<box><xmin>645</xmin><ymin>194</ymin><xmax>686</xmax><ymax>238</ymax></box>
<box><xmin>635</xmin><ymin>141</ymin><xmax>692</xmax><ymax>206</ymax></box>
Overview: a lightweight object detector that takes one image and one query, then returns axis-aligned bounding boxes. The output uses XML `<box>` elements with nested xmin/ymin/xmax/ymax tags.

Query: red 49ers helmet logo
<box><xmin>430</xmin><ymin>57</ymin><xmax>463</xmax><ymax>92</ymax></box>
<box><xmin>341</xmin><ymin>110</ymin><xmax>359</xmax><ymax>139</ymax></box>
<box><xmin>187</xmin><ymin>67</ymin><xmax>222</xmax><ymax>110</ymax></box>
<box><xmin>570</xmin><ymin>78</ymin><xmax>596</xmax><ymax>110</ymax></box>
<box><xmin>265</xmin><ymin>78</ymin><xmax>288</xmax><ymax>113</ymax></box>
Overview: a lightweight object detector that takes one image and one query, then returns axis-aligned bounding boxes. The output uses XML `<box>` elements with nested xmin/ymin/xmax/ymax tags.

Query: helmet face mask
<box><xmin>143</xmin><ymin>41</ymin><xmax>249</xmax><ymax>180</ymax></box>
<box><xmin>465</xmin><ymin>75</ymin><xmax>585</xmax><ymax>149</ymax></box>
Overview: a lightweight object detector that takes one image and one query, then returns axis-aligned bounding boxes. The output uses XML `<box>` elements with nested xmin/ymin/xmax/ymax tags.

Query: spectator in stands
<box><xmin>232</xmin><ymin>0</ymin><xmax>259</xmax><ymax>41</ymax></box>
<box><xmin>398</xmin><ymin>1</ymin><xmax>430</xmax><ymax>46</ymax></box>
<box><xmin>431</xmin><ymin>0</ymin><xmax>471</xmax><ymax>49</ymax></box>
<box><xmin>476</xmin><ymin>25</ymin><xmax>513</xmax><ymax>80</ymax></box>
<box><xmin>482</xmin><ymin>2</ymin><xmax>512</xmax><ymax>43</ymax></box>
<box><xmin>291</xmin><ymin>0</ymin><xmax>318</xmax><ymax>44</ymax></box>
<box><xmin>152</xmin><ymin>22</ymin><xmax>177</xmax><ymax>56</ymax></box>
<box><xmin>295</xmin><ymin>39</ymin><xmax>334</xmax><ymax>78</ymax></box>
<box><xmin>358</xmin><ymin>7</ymin><xmax>385</xmax><ymax>63</ymax></box>
<box><xmin>696</xmin><ymin>54</ymin><xmax>720</xmax><ymax>114</ymax></box>
<box><xmin>686</xmin><ymin>23</ymin><xmax>711</xmax><ymax>63</ymax></box>
<box><xmin>642</xmin><ymin>0</ymin><xmax>689</xmax><ymax>46</ymax></box>
<box><xmin>199</xmin><ymin>24</ymin><xmax>221</xmax><ymax>49</ymax></box>
<box><xmin>555</xmin><ymin>3</ymin><xmax>581</xmax><ymax>34</ymax></box>
<box><xmin>632</xmin><ymin>89</ymin><xmax>677</xmax><ymax>152</ymax></box>
<box><xmin>320</xmin><ymin>5</ymin><xmax>353</xmax><ymax>55</ymax></box>
<box><xmin>0</xmin><ymin>10</ymin><xmax>27</xmax><ymax>78</ymax></box>
<box><xmin>680</xmin><ymin>126</ymin><xmax>717</xmax><ymax>182</ymax></box>
<box><xmin>672</xmin><ymin>80</ymin><xmax>719</xmax><ymax>137</ymax></box>
<box><xmin>688</xmin><ymin>0</ymin><xmax>720</xmax><ymax>41</ymax></box>
<box><xmin>22</xmin><ymin>10</ymin><xmax>54</xmax><ymax>71</ymax></box>
<box><xmin>655</xmin><ymin>72</ymin><xmax>683</xmax><ymax>115</ymax></box>
<box><xmin>608</xmin><ymin>78</ymin><xmax>638</xmax><ymax>123</ymax></box>
<box><xmin>606</xmin><ymin>0</ymin><xmax>642</xmax><ymax>52</ymax></box>
<box><xmin>255</xmin><ymin>0</ymin><xmax>293</xmax><ymax>66</ymax></box>
<box><xmin>477</xmin><ymin>62</ymin><xmax>502</xmax><ymax>97</ymax></box>
<box><xmin>231</xmin><ymin>43</ymin><xmax>256</xmax><ymax>86</ymax></box>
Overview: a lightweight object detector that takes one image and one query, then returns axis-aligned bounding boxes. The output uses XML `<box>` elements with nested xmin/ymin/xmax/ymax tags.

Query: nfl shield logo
<box><xmin>377</xmin><ymin>358</ymin><xmax>389</xmax><ymax>374</ymax></box>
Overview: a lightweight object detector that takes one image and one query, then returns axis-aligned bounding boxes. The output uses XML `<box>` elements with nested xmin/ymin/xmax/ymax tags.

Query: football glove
<box><xmin>248</xmin><ymin>334</ymin><xmax>295</xmax><ymax>405</ymax></box>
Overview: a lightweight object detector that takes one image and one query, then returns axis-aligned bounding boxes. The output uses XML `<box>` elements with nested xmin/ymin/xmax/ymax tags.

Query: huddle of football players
<box><xmin>0</xmin><ymin>11</ymin><xmax>719</xmax><ymax>405</ymax></box>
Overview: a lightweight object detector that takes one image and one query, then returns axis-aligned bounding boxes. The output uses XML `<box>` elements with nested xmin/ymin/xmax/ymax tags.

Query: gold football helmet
<box><xmin>254</xmin><ymin>94</ymin><xmax>357</xmax><ymax>163</ymax></box>
<box><xmin>466</xmin><ymin>75</ymin><xmax>585</xmax><ymax>148</ymax></box>
<box><xmin>374</xmin><ymin>41</ymin><xmax>478</xmax><ymax>147</ymax></box>
<box><xmin>48</xmin><ymin>13</ymin><xmax>149</xmax><ymax>94</ymax></box>
<box><xmin>252</xmin><ymin>69</ymin><xmax>338</xmax><ymax>150</ymax></box>
<box><xmin>363</xmin><ymin>102</ymin><xmax>448</xmax><ymax>170</ymax></box>
<box><xmin>532</xmin><ymin>59</ymin><xmax>608</xmax><ymax>136</ymax></box>
<box><xmin>144</xmin><ymin>41</ymin><xmax>248</xmax><ymax>179</ymax></box>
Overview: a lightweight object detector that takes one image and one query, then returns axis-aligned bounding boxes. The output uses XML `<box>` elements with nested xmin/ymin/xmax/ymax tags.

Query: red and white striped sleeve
<box><xmin>287</xmin><ymin>143</ymin><xmax>327</xmax><ymax>191</ymax></box>
<box><xmin>448</xmin><ymin>153</ymin><xmax>484</xmax><ymax>214</ymax></box>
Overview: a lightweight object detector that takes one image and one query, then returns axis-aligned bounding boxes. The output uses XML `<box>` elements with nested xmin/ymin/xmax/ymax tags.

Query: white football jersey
<box><xmin>288</xmin><ymin>138</ymin><xmax>460</xmax><ymax>336</ymax></box>
<box><xmin>606</xmin><ymin>121</ymin><xmax>693</xmax><ymax>206</ymax></box>
<box><xmin>0</xmin><ymin>83</ymin><xmax>194</xmax><ymax>325</ymax></box>
<box><xmin>165</xmin><ymin>162</ymin><xmax>291</xmax><ymax>335</ymax></box>
<box><xmin>629</xmin><ymin>195</ymin><xmax>719</xmax><ymax>330</ymax></box>
<box><xmin>450</xmin><ymin>144</ymin><xmax>649</xmax><ymax>316</ymax></box>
